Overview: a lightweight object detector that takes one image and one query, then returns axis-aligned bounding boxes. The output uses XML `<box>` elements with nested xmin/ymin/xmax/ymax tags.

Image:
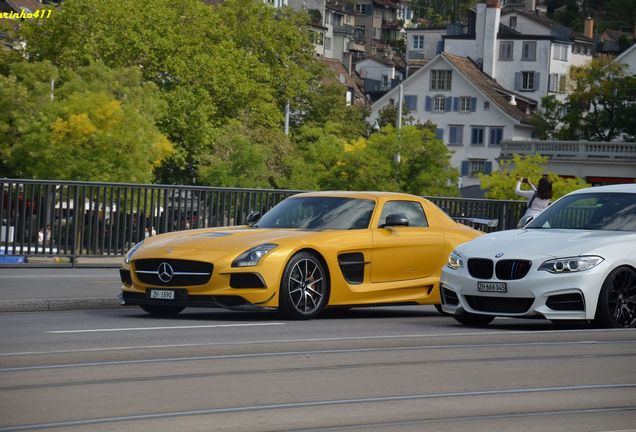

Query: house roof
<box><xmin>601</xmin><ymin>29</ymin><xmax>633</xmax><ymax>42</ymax></box>
<box><xmin>4</xmin><ymin>0</ymin><xmax>43</xmax><ymax>12</ymax></box>
<box><xmin>441</xmin><ymin>53</ymin><xmax>533</xmax><ymax>124</ymax></box>
<box><xmin>319</xmin><ymin>57</ymin><xmax>368</xmax><ymax>107</ymax></box>
<box><xmin>372</xmin><ymin>0</ymin><xmax>398</xmax><ymax>8</ymax></box>
<box><xmin>614</xmin><ymin>42</ymin><xmax>636</xmax><ymax>65</ymax></box>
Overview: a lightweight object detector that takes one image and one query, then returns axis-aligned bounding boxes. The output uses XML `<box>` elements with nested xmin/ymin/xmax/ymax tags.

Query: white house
<box><xmin>368</xmin><ymin>52</ymin><xmax>536</xmax><ymax>188</ymax></box>
<box><xmin>615</xmin><ymin>43</ymin><xmax>636</xmax><ymax>75</ymax></box>
<box><xmin>443</xmin><ymin>0</ymin><xmax>594</xmax><ymax>105</ymax></box>
<box><xmin>355</xmin><ymin>56</ymin><xmax>403</xmax><ymax>100</ymax></box>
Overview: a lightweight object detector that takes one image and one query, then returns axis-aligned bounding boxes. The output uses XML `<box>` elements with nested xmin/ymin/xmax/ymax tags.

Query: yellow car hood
<box><xmin>135</xmin><ymin>227</ymin><xmax>322</xmax><ymax>260</ymax></box>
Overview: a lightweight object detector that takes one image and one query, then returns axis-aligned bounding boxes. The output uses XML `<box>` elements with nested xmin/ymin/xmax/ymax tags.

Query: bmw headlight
<box><xmin>124</xmin><ymin>240</ymin><xmax>144</xmax><ymax>264</ymax></box>
<box><xmin>538</xmin><ymin>256</ymin><xmax>604</xmax><ymax>273</ymax></box>
<box><xmin>232</xmin><ymin>243</ymin><xmax>278</xmax><ymax>267</ymax></box>
<box><xmin>447</xmin><ymin>251</ymin><xmax>464</xmax><ymax>270</ymax></box>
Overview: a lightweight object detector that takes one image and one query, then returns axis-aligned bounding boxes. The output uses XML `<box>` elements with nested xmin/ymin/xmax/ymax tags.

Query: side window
<box><xmin>378</xmin><ymin>200</ymin><xmax>428</xmax><ymax>227</ymax></box>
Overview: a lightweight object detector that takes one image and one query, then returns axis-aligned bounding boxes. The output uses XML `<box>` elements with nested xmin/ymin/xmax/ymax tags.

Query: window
<box><xmin>509</xmin><ymin>16</ymin><xmax>517</xmax><ymax>29</ymax></box>
<box><xmin>460</xmin><ymin>96</ymin><xmax>472</xmax><ymax>112</ymax></box>
<box><xmin>483</xmin><ymin>101</ymin><xmax>490</xmax><ymax>110</ymax></box>
<box><xmin>434</xmin><ymin>95</ymin><xmax>446</xmax><ymax>111</ymax></box>
<box><xmin>413</xmin><ymin>35</ymin><xmax>424</xmax><ymax>49</ymax></box>
<box><xmin>461</xmin><ymin>159</ymin><xmax>493</xmax><ymax>177</ymax></box>
<box><xmin>471</xmin><ymin>127</ymin><xmax>485</xmax><ymax>145</ymax></box>
<box><xmin>572</xmin><ymin>44</ymin><xmax>580</xmax><ymax>54</ymax></box>
<box><xmin>521</xmin><ymin>41</ymin><xmax>536</xmax><ymax>61</ymax></box>
<box><xmin>516</xmin><ymin>71</ymin><xmax>539</xmax><ymax>91</ymax></box>
<box><xmin>404</xmin><ymin>95</ymin><xmax>417</xmax><ymax>111</ymax></box>
<box><xmin>355</xmin><ymin>3</ymin><xmax>367</xmax><ymax>14</ymax></box>
<box><xmin>549</xmin><ymin>73</ymin><xmax>558</xmax><ymax>93</ymax></box>
<box><xmin>378</xmin><ymin>201</ymin><xmax>428</xmax><ymax>228</ymax></box>
<box><xmin>435</xmin><ymin>128</ymin><xmax>444</xmax><ymax>140</ymax></box>
<box><xmin>431</xmin><ymin>69</ymin><xmax>452</xmax><ymax>91</ymax></box>
<box><xmin>553</xmin><ymin>43</ymin><xmax>568</xmax><ymax>61</ymax></box>
<box><xmin>325</xmin><ymin>37</ymin><xmax>332</xmax><ymax>50</ymax></box>
<box><xmin>449</xmin><ymin>125</ymin><xmax>464</xmax><ymax>146</ymax></box>
<box><xmin>310</xmin><ymin>31</ymin><xmax>324</xmax><ymax>46</ymax></box>
<box><xmin>373</xmin><ymin>28</ymin><xmax>381</xmax><ymax>39</ymax></box>
<box><xmin>499</xmin><ymin>41</ymin><xmax>513</xmax><ymax>60</ymax></box>
<box><xmin>489</xmin><ymin>127</ymin><xmax>503</xmax><ymax>145</ymax></box>
<box><xmin>559</xmin><ymin>74</ymin><xmax>567</xmax><ymax>93</ymax></box>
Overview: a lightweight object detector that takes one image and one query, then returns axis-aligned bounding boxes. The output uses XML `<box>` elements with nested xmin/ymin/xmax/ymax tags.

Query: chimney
<box><xmin>480</xmin><ymin>1</ymin><xmax>501</xmax><ymax>78</ymax></box>
<box><xmin>584</xmin><ymin>17</ymin><xmax>594</xmax><ymax>39</ymax></box>
<box><xmin>486</xmin><ymin>0</ymin><xmax>500</xmax><ymax>7</ymax></box>
<box><xmin>524</xmin><ymin>0</ymin><xmax>536</xmax><ymax>12</ymax></box>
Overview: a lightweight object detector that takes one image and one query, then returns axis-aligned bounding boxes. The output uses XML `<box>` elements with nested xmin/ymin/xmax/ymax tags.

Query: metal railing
<box><xmin>1</xmin><ymin>179</ymin><xmax>527</xmax><ymax>264</ymax></box>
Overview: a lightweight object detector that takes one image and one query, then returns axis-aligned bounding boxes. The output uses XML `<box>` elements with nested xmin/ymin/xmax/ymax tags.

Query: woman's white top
<box><xmin>515</xmin><ymin>180</ymin><xmax>549</xmax><ymax>219</ymax></box>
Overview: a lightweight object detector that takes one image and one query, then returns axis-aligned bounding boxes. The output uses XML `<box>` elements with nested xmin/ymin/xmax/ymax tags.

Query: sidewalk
<box><xmin>0</xmin><ymin>265</ymin><xmax>124</xmax><ymax>312</ymax></box>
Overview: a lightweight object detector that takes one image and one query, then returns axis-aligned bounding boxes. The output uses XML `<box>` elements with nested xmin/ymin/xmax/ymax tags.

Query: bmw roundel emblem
<box><xmin>157</xmin><ymin>262</ymin><xmax>174</xmax><ymax>283</ymax></box>
<box><xmin>495</xmin><ymin>253</ymin><xmax>504</xmax><ymax>258</ymax></box>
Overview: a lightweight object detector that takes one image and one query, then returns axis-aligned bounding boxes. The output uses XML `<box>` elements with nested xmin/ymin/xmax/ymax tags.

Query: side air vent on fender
<box><xmin>338</xmin><ymin>252</ymin><xmax>365</xmax><ymax>285</ymax></box>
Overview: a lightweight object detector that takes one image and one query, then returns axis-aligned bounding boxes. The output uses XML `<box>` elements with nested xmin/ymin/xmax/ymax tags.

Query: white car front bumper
<box><xmin>440</xmin><ymin>261</ymin><xmax>609</xmax><ymax>321</ymax></box>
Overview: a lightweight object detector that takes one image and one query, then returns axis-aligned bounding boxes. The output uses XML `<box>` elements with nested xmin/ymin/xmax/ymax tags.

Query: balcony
<box><xmin>499</xmin><ymin>140</ymin><xmax>636</xmax><ymax>179</ymax></box>
<box><xmin>333</xmin><ymin>24</ymin><xmax>356</xmax><ymax>35</ymax></box>
<box><xmin>348</xmin><ymin>41</ymin><xmax>366</xmax><ymax>52</ymax></box>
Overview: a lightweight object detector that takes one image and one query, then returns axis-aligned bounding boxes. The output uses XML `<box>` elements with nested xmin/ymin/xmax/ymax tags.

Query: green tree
<box><xmin>532</xmin><ymin>58</ymin><xmax>636</xmax><ymax>141</ymax></box>
<box><xmin>0</xmin><ymin>61</ymin><xmax>171</xmax><ymax>182</ymax></box>
<box><xmin>479</xmin><ymin>154</ymin><xmax>589</xmax><ymax>200</ymax></box>
<box><xmin>333</xmin><ymin>125</ymin><xmax>459</xmax><ymax>196</ymax></box>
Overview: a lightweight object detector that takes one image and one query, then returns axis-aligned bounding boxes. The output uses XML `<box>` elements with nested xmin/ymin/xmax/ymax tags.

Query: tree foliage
<box><xmin>479</xmin><ymin>154</ymin><xmax>589</xmax><ymax>200</ymax></box>
<box><xmin>0</xmin><ymin>61</ymin><xmax>171</xmax><ymax>182</ymax></box>
<box><xmin>531</xmin><ymin>58</ymin><xmax>636</xmax><ymax>141</ymax></box>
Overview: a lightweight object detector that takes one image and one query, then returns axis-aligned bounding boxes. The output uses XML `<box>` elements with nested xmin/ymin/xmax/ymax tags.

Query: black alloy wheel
<box><xmin>140</xmin><ymin>305</ymin><xmax>185</xmax><ymax>316</ymax></box>
<box><xmin>279</xmin><ymin>252</ymin><xmax>329</xmax><ymax>320</ymax></box>
<box><xmin>594</xmin><ymin>266</ymin><xmax>636</xmax><ymax>328</ymax></box>
<box><xmin>453</xmin><ymin>311</ymin><xmax>495</xmax><ymax>326</ymax></box>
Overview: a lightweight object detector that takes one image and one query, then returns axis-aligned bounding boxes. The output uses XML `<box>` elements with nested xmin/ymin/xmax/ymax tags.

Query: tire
<box><xmin>593</xmin><ymin>266</ymin><xmax>636</xmax><ymax>328</ymax></box>
<box><xmin>279</xmin><ymin>252</ymin><xmax>330</xmax><ymax>320</ymax></box>
<box><xmin>453</xmin><ymin>311</ymin><xmax>495</xmax><ymax>326</ymax></box>
<box><xmin>140</xmin><ymin>304</ymin><xmax>185</xmax><ymax>316</ymax></box>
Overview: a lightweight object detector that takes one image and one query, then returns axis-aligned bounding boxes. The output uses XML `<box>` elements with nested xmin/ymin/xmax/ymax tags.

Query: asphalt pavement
<box><xmin>0</xmin><ymin>265</ymin><xmax>123</xmax><ymax>312</ymax></box>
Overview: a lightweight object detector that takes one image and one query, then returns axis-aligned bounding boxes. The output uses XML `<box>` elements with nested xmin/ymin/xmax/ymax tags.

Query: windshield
<box><xmin>256</xmin><ymin>197</ymin><xmax>375</xmax><ymax>230</ymax></box>
<box><xmin>526</xmin><ymin>192</ymin><xmax>636</xmax><ymax>231</ymax></box>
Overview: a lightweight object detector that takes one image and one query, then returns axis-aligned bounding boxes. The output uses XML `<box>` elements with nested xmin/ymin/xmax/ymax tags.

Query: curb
<box><xmin>0</xmin><ymin>297</ymin><xmax>123</xmax><ymax>312</ymax></box>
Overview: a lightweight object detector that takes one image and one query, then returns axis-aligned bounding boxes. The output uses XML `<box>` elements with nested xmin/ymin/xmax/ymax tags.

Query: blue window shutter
<box><xmin>449</xmin><ymin>127</ymin><xmax>456</xmax><ymax>143</ymax></box>
<box><xmin>453</xmin><ymin>97</ymin><xmax>459</xmax><ymax>112</ymax></box>
<box><xmin>446</xmin><ymin>96</ymin><xmax>452</xmax><ymax>112</ymax></box>
<box><xmin>514</xmin><ymin>72</ymin><xmax>522</xmax><ymax>90</ymax></box>
<box><xmin>461</xmin><ymin>161</ymin><xmax>470</xmax><ymax>176</ymax></box>
<box><xmin>436</xmin><ymin>128</ymin><xmax>444</xmax><ymax>140</ymax></box>
<box><xmin>404</xmin><ymin>95</ymin><xmax>417</xmax><ymax>111</ymax></box>
<box><xmin>534</xmin><ymin>72</ymin><xmax>540</xmax><ymax>90</ymax></box>
<box><xmin>485</xmin><ymin>161</ymin><xmax>493</xmax><ymax>174</ymax></box>
<box><xmin>471</xmin><ymin>128</ymin><xmax>477</xmax><ymax>144</ymax></box>
<box><xmin>425</xmin><ymin>96</ymin><xmax>432</xmax><ymax>112</ymax></box>
<box><xmin>457</xmin><ymin>126</ymin><xmax>463</xmax><ymax>144</ymax></box>
<box><xmin>470</xmin><ymin>97</ymin><xmax>477</xmax><ymax>112</ymax></box>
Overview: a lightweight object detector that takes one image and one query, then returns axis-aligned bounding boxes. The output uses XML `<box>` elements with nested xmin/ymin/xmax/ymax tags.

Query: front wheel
<box><xmin>453</xmin><ymin>311</ymin><xmax>495</xmax><ymax>326</ymax></box>
<box><xmin>594</xmin><ymin>266</ymin><xmax>636</xmax><ymax>328</ymax></box>
<box><xmin>140</xmin><ymin>304</ymin><xmax>185</xmax><ymax>316</ymax></box>
<box><xmin>279</xmin><ymin>252</ymin><xmax>329</xmax><ymax>320</ymax></box>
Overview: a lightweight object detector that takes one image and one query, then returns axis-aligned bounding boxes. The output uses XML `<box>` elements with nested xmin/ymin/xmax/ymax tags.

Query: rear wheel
<box><xmin>594</xmin><ymin>266</ymin><xmax>636</xmax><ymax>328</ymax></box>
<box><xmin>140</xmin><ymin>304</ymin><xmax>185</xmax><ymax>316</ymax></box>
<box><xmin>279</xmin><ymin>252</ymin><xmax>329</xmax><ymax>320</ymax></box>
<box><xmin>453</xmin><ymin>311</ymin><xmax>495</xmax><ymax>326</ymax></box>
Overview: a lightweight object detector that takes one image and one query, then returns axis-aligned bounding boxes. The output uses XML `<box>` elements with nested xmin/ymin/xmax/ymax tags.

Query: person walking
<box><xmin>516</xmin><ymin>176</ymin><xmax>553</xmax><ymax>225</ymax></box>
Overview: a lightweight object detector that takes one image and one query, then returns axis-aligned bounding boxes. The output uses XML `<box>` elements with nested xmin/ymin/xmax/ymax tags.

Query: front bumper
<box><xmin>120</xmin><ymin>290</ymin><xmax>275</xmax><ymax>310</ymax></box>
<box><xmin>440</xmin><ymin>262</ymin><xmax>608</xmax><ymax>321</ymax></box>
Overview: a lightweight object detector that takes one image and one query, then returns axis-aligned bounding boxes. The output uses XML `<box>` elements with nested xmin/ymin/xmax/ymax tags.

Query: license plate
<box><xmin>150</xmin><ymin>289</ymin><xmax>175</xmax><ymax>300</ymax></box>
<box><xmin>478</xmin><ymin>282</ymin><xmax>507</xmax><ymax>293</ymax></box>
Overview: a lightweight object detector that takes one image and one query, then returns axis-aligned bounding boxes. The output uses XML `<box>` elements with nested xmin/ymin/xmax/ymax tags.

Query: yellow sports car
<box><xmin>120</xmin><ymin>191</ymin><xmax>481</xmax><ymax>319</ymax></box>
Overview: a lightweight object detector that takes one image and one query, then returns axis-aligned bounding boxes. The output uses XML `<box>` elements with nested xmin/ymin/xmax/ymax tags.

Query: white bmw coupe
<box><xmin>441</xmin><ymin>183</ymin><xmax>636</xmax><ymax>328</ymax></box>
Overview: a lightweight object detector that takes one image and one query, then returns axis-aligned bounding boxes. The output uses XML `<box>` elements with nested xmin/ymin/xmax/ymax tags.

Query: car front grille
<box><xmin>134</xmin><ymin>259</ymin><xmax>213</xmax><ymax>287</ymax></box>
<box><xmin>495</xmin><ymin>260</ymin><xmax>532</xmax><ymax>280</ymax></box>
<box><xmin>441</xmin><ymin>287</ymin><xmax>459</xmax><ymax>306</ymax></box>
<box><xmin>465</xmin><ymin>295</ymin><xmax>534</xmax><ymax>314</ymax></box>
<box><xmin>546</xmin><ymin>293</ymin><xmax>585</xmax><ymax>311</ymax></box>
<box><xmin>467</xmin><ymin>258</ymin><xmax>494</xmax><ymax>279</ymax></box>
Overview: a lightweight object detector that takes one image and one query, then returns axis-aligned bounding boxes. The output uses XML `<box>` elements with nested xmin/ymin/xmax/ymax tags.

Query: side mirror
<box><xmin>246</xmin><ymin>211</ymin><xmax>262</xmax><ymax>226</ymax></box>
<box><xmin>384</xmin><ymin>213</ymin><xmax>409</xmax><ymax>227</ymax></box>
<box><xmin>517</xmin><ymin>214</ymin><xmax>534</xmax><ymax>228</ymax></box>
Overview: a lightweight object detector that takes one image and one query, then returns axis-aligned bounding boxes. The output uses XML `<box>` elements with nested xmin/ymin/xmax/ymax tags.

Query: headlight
<box><xmin>232</xmin><ymin>243</ymin><xmax>278</xmax><ymax>267</ymax></box>
<box><xmin>538</xmin><ymin>256</ymin><xmax>604</xmax><ymax>273</ymax></box>
<box><xmin>124</xmin><ymin>240</ymin><xmax>144</xmax><ymax>264</ymax></box>
<box><xmin>447</xmin><ymin>251</ymin><xmax>464</xmax><ymax>270</ymax></box>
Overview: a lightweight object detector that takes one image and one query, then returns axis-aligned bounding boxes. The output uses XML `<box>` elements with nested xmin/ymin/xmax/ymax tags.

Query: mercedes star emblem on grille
<box><xmin>157</xmin><ymin>262</ymin><xmax>174</xmax><ymax>283</ymax></box>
